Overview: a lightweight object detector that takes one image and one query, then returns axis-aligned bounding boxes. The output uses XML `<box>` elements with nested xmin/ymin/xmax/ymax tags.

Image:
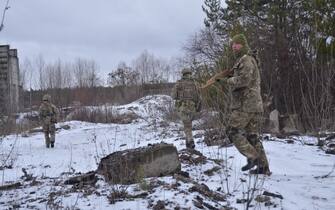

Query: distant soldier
<box><xmin>215</xmin><ymin>34</ymin><xmax>270</xmax><ymax>175</ymax></box>
<box><xmin>172</xmin><ymin>68</ymin><xmax>201</xmax><ymax>149</ymax></box>
<box><xmin>39</xmin><ymin>94</ymin><xmax>59</xmax><ymax>148</ymax></box>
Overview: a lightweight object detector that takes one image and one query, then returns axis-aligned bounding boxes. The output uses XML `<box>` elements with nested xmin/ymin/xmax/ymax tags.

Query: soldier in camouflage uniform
<box><xmin>216</xmin><ymin>34</ymin><xmax>270</xmax><ymax>175</ymax></box>
<box><xmin>39</xmin><ymin>94</ymin><xmax>59</xmax><ymax>148</ymax></box>
<box><xmin>172</xmin><ymin>68</ymin><xmax>201</xmax><ymax>149</ymax></box>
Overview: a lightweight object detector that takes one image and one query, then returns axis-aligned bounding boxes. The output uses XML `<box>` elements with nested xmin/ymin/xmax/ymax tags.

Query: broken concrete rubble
<box><xmin>97</xmin><ymin>143</ymin><xmax>181</xmax><ymax>184</ymax></box>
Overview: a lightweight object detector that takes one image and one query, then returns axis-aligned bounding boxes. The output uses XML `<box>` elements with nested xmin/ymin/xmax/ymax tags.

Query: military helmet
<box><xmin>232</xmin><ymin>34</ymin><xmax>247</xmax><ymax>45</ymax></box>
<box><xmin>231</xmin><ymin>34</ymin><xmax>249</xmax><ymax>48</ymax></box>
<box><xmin>181</xmin><ymin>68</ymin><xmax>192</xmax><ymax>75</ymax></box>
<box><xmin>42</xmin><ymin>94</ymin><xmax>51</xmax><ymax>102</ymax></box>
<box><xmin>231</xmin><ymin>33</ymin><xmax>250</xmax><ymax>55</ymax></box>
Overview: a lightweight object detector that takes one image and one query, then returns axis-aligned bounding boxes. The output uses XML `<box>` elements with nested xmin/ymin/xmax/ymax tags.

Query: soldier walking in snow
<box><xmin>39</xmin><ymin>94</ymin><xmax>59</xmax><ymax>148</ymax></box>
<box><xmin>214</xmin><ymin>34</ymin><xmax>270</xmax><ymax>175</ymax></box>
<box><xmin>172</xmin><ymin>68</ymin><xmax>201</xmax><ymax>149</ymax></box>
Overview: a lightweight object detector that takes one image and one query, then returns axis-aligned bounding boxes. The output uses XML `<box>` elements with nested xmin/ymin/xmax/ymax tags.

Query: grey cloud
<box><xmin>1</xmin><ymin>0</ymin><xmax>205</xmax><ymax>75</ymax></box>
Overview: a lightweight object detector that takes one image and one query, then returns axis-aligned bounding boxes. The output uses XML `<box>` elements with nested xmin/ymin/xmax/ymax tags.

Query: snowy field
<box><xmin>0</xmin><ymin>95</ymin><xmax>334</xmax><ymax>210</ymax></box>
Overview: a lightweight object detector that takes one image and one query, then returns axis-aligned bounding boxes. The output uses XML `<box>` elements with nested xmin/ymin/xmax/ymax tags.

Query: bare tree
<box><xmin>132</xmin><ymin>50</ymin><xmax>170</xmax><ymax>84</ymax></box>
<box><xmin>108</xmin><ymin>61</ymin><xmax>139</xmax><ymax>87</ymax></box>
<box><xmin>35</xmin><ymin>54</ymin><xmax>46</xmax><ymax>90</ymax></box>
<box><xmin>62</xmin><ymin>61</ymin><xmax>73</xmax><ymax>88</ymax></box>
<box><xmin>183</xmin><ymin>28</ymin><xmax>227</xmax><ymax>69</ymax></box>
<box><xmin>73</xmin><ymin>58</ymin><xmax>100</xmax><ymax>88</ymax></box>
<box><xmin>73</xmin><ymin>58</ymin><xmax>86</xmax><ymax>88</ymax></box>
<box><xmin>167</xmin><ymin>56</ymin><xmax>183</xmax><ymax>82</ymax></box>
<box><xmin>42</xmin><ymin>61</ymin><xmax>61</xmax><ymax>90</ymax></box>
<box><xmin>86</xmin><ymin>60</ymin><xmax>101</xmax><ymax>88</ymax></box>
<box><xmin>54</xmin><ymin>59</ymin><xmax>63</xmax><ymax>89</ymax></box>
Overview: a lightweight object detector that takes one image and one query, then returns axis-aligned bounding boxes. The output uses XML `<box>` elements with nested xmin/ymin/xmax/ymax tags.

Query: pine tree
<box><xmin>199</xmin><ymin>0</ymin><xmax>335</xmax><ymax>130</ymax></box>
<box><xmin>202</xmin><ymin>0</ymin><xmax>225</xmax><ymax>33</ymax></box>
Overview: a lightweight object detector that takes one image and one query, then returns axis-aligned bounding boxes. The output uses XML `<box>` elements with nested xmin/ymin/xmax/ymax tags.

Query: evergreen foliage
<box><xmin>191</xmin><ymin>0</ymin><xmax>335</xmax><ymax>131</ymax></box>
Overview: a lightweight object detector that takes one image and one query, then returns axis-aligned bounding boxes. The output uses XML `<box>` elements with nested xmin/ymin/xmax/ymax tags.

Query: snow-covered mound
<box><xmin>15</xmin><ymin>111</ymin><xmax>39</xmax><ymax>124</ymax></box>
<box><xmin>0</xmin><ymin>95</ymin><xmax>334</xmax><ymax>210</ymax></box>
<box><xmin>117</xmin><ymin>95</ymin><xmax>173</xmax><ymax>119</ymax></box>
<box><xmin>66</xmin><ymin>95</ymin><xmax>173</xmax><ymax>122</ymax></box>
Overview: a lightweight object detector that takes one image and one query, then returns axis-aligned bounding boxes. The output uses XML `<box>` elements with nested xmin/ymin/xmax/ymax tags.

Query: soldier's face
<box><xmin>232</xmin><ymin>42</ymin><xmax>243</xmax><ymax>53</ymax></box>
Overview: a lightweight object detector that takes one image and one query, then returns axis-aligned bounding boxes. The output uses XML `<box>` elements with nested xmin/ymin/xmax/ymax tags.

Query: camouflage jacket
<box><xmin>226</xmin><ymin>54</ymin><xmax>263</xmax><ymax>113</ymax></box>
<box><xmin>172</xmin><ymin>78</ymin><xmax>201</xmax><ymax>112</ymax></box>
<box><xmin>39</xmin><ymin>102</ymin><xmax>59</xmax><ymax>125</ymax></box>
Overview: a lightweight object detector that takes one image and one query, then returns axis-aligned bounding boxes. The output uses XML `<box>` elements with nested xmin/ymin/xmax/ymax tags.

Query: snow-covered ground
<box><xmin>1</xmin><ymin>95</ymin><xmax>334</xmax><ymax>210</ymax></box>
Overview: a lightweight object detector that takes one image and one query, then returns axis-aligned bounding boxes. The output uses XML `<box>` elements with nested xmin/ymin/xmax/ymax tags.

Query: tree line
<box><xmin>19</xmin><ymin>50</ymin><xmax>179</xmax><ymax>109</ymax></box>
<box><xmin>108</xmin><ymin>50</ymin><xmax>179</xmax><ymax>87</ymax></box>
<box><xmin>20</xmin><ymin>50</ymin><xmax>180</xmax><ymax>91</ymax></box>
<box><xmin>20</xmin><ymin>55</ymin><xmax>101</xmax><ymax>90</ymax></box>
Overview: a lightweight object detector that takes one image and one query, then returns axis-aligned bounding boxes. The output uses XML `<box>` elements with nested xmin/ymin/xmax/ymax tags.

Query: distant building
<box><xmin>0</xmin><ymin>45</ymin><xmax>20</xmax><ymax>114</ymax></box>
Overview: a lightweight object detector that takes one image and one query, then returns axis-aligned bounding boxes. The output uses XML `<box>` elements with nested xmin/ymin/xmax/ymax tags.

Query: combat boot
<box><xmin>186</xmin><ymin>141</ymin><xmax>195</xmax><ymax>149</ymax></box>
<box><xmin>249</xmin><ymin>166</ymin><xmax>271</xmax><ymax>176</ymax></box>
<box><xmin>45</xmin><ymin>135</ymin><xmax>50</xmax><ymax>148</ymax></box>
<box><xmin>241</xmin><ymin>158</ymin><xmax>258</xmax><ymax>171</ymax></box>
<box><xmin>50</xmin><ymin>135</ymin><xmax>55</xmax><ymax>148</ymax></box>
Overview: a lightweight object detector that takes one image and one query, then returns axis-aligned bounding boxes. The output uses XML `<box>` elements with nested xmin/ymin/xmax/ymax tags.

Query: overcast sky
<box><xmin>1</xmin><ymin>0</ymin><xmax>205</xmax><ymax>77</ymax></box>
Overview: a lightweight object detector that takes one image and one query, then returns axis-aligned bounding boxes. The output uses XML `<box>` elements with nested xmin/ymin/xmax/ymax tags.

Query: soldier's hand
<box><xmin>201</xmin><ymin>72</ymin><xmax>222</xmax><ymax>89</ymax></box>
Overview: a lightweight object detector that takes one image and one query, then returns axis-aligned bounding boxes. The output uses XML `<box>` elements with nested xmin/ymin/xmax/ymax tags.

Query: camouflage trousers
<box><xmin>43</xmin><ymin>123</ymin><xmax>56</xmax><ymax>146</ymax></box>
<box><xmin>177</xmin><ymin>110</ymin><xmax>195</xmax><ymax>145</ymax></box>
<box><xmin>228</xmin><ymin>110</ymin><xmax>269</xmax><ymax>168</ymax></box>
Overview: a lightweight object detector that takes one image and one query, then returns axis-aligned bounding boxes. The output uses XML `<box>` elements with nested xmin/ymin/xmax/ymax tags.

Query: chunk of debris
<box><xmin>255</xmin><ymin>195</ymin><xmax>271</xmax><ymax>203</ymax></box>
<box><xmin>263</xmin><ymin>191</ymin><xmax>284</xmax><ymax>199</ymax></box>
<box><xmin>0</xmin><ymin>182</ymin><xmax>21</xmax><ymax>191</ymax></box>
<box><xmin>286</xmin><ymin>139</ymin><xmax>294</xmax><ymax>144</ymax></box>
<box><xmin>21</xmin><ymin>133</ymin><xmax>29</xmax><ymax>137</ymax></box>
<box><xmin>203</xmin><ymin>202</ymin><xmax>219</xmax><ymax>210</ymax></box>
<box><xmin>179</xmin><ymin>149</ymin><xmax>207</xmax><ymax>165</ymax></box>
<box><xmin>21</xmin><ymin>168</ymin><xmax>34</xmax><ymax>181</ymax></box>
<box><xmin>236</xmin><ymin>198</ymin><xmax>247</xmax><ymax>204</ymax></box>
<box><xmin>325</xmin><ymin>149</ymin><xmax>335</xmax><ymax>155</ymax></box>
<box><xmin>97</xmin><ymin>143</ymin><xmax>181</xmax><ymax>184</ymax></box>
<box><xmin>189</xmin><ymin>183</ymin><xmax>226</xmax><ymax>202</ymax></box>
<box><xmin>204</xmin><ymin>166</ymin><xmax>221</xmax><ymax>176</ymax></box>
<box><xmin>107</xmin><ymin>188</ymin><xmax>129</xmax><ymax>204</ymax></box>
<box><xmin>153</xmin><ymin>200</ymin><xmax>165</xmax><ymax>210</ymax></box>
<box><xmin>60</xmin><ymin>124</ymin><xmax>71</xmax><ymax>130</ymax></box>
<box><xmin>325</xmin><ymin>133</ymin><xmax>335</xmax><ymax>141</ymax></box>
<box><xmin>64</xmin><ymin>171</ymin><xmax>97</xmax><ymax>185</ymax></box>
<box><xmin>193</xmin><ymin>199</ymin><xmax>204</xmax><ymax>209</ymax></box>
